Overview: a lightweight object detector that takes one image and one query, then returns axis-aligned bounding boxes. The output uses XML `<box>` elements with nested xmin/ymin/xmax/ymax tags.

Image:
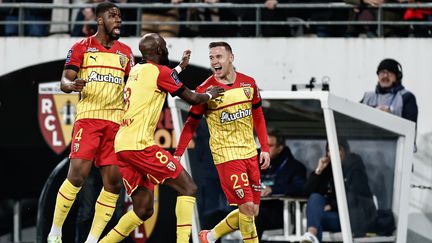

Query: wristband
<box><xmin>174</xmin><ymin>65</ymin><xmax>182</xmax><ymax>74</ymax></box>
<box><xmin>205</xmin><ymin>92</ymin><xmax>213</xmax><ymax>100</ymax></box>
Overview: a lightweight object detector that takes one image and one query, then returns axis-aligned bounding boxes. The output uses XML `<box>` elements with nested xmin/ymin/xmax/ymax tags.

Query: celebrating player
<box><xmin>98</xmin><ymin>33</ymin><xmax>224</xmax><ymax>243</ymax></box>
<box><xmin>174</xmin><ymin>41</ymin><xmax>270</xmax><ymax>243</ymax></box>
<box><xmin>47</xmin><ymin>2</ymin><xmax>133</xmax><ymax>243</ymax></box>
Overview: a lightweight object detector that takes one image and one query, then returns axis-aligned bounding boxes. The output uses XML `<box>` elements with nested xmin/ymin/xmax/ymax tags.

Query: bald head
<box><xmin>139</xmin><ymin>33</ymin><xmax>169</xmax><ymax>65</ymax></box>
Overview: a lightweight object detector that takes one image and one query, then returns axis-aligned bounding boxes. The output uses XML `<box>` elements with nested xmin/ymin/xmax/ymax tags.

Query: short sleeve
<box><xmin>64</xmin><ymin>42</ymin><xmax>84</xmax><ymax>71</ymax></box>
<box><xmin>125</xmin><ymin>49</ymin><xmax>134</xmax><ymax>76</ymax></box>
<box><xmin>157</xmin><ymin>66</ymin><xmax>185</xmax><ymax>96</ymax></box>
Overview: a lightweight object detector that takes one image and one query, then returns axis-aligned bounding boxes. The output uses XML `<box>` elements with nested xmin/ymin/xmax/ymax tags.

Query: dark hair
<box><xmin>326</xmin><ymin>138</ymin><xmax>350</xmax><ymax>154</ymax></box>
<box><xmin>209</xmin><ymin>42</ymin><xmax>233</xmax><ymax>53</ymax></box>
<box><xmin>95</xmin><ymin>2</ymin><xmax>118</xmax><ymax>17</ymax></box>
<box><xmin>267</xmin><ymin>128</ymin><xmax>285</xmax><ymax>146</ymax></box>
<box><xmin>377</xmin><ymin>58</ymin><xmax>403</xmax><ymax>82</ymax></box>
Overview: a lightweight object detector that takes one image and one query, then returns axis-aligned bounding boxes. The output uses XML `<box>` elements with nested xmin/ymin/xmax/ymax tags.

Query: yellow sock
<box><xmin>52</xmin><ymin>179</ymin><xmax>81</xmax><ymax>228</ymax></box>
<box><xmin>175</xmin><ymin>196</ymin><xmax>196</xmax><ymax>243</ymax></box>
<box><xmin>99</xmin><ymin>210</ymin><xmax>143</xmax><ymax>243</ymax></box>
<box><xmin>239</xmin><ymin>212</ymin><xmax>258</xmax><ymax>243</ymax></box>
<box><xmin>87</xmin><ymin>188</ymin><xmax>119</xmax><ymax>240</ymax></box>
<box><xmin>212</xmin><ymin>209</ymin><xmax>239</xmax><ymax>239</ymax></box>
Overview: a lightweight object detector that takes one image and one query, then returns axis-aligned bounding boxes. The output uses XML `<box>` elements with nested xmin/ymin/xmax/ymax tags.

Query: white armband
<box><xmin>206</xmin><ymin>92</ymin><xmax>213</xmax><ymax>100</ymax></box>
<box><xmin>174</xmin><ymin>65</ymin><xmax>182</xmax><ymax>74</ymax></box>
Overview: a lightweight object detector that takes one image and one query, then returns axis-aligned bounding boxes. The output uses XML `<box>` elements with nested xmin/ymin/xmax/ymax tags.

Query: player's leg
<box><xmin>164</xmin><ymin>169</ymin><xmax>197</xmax><ymax>243</ymax></box>
<box><xmin>99</xmin><ymin>186</ymin><xmax>153</xmax><ymax>243</ymax></box>
<box><xmin>84</xmin><ymin>165</ymin><xmax>122</xmax><ymax>243</ymax></box>
<box><xmin>204</xmin><ymin>157</ymin><xmax>260</xmax><ymax>243</ymax></box>
<box><xmin>236</xmin><ymin>156</ymin><xmax>262</xmax><ymax>243</ymax></box>
<box><xmin>85</xmin><ymin>121</ymin><xmax>122</xmax><ymax>243</ymax></box>
<box><xmin>48</xmin><ymin>158</ymin><xmax>93</xmax><ymax>242</ymax></box>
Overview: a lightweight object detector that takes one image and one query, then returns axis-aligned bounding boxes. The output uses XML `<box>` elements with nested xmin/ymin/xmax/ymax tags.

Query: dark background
<box><xmin>0</xmin><ymin>58</ymin><xmax>211</xmax><ymax>241</ymax></box>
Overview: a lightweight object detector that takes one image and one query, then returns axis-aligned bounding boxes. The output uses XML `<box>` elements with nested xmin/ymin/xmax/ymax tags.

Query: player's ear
<box><xmin>230</xmin><ymin>53</ymin><xmax>234</xmax><ymax>62</ymax></box>
<box><xmin>97</xmin><ymin>16</ymin><xmax>103</xmax><ymax>25</ymax></box>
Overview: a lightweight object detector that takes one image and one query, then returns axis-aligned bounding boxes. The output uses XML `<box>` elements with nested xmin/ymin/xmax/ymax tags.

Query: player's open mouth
<box><xmin>113</xmin><ymin>27</ymin><xmax>121</xmax><ymax>35</ymax></box>
<box><xmin>214</xmin><ymin>66</ymin><xmax>222</xmax><ymax>72</ymax></box>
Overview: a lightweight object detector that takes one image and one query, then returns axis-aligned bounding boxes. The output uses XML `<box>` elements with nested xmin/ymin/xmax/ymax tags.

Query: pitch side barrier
<box><xmin>1</xmin><ymin>2</ymin><xmax>432</xmax><ymax>37</ymax></box>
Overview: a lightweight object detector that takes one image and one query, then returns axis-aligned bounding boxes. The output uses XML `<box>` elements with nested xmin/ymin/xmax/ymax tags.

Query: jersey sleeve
<box><xmin>251</xmin><ymin>79</ymin><xmax>262</xmax><ymax>108</ymax></box>
<box><xmin>64</xmin><ymin>41</ymin><xmax>84</xmax><ymax>72</ymax></box>
<box><xmin>157</xmin><ymin>66</ymin><xmax>185</xmax><ymax>97</ymax></box>
<box><xmin>125</xmin><ymin>48</ymin><xmax>134</xmax><ymax>76</ymax></box>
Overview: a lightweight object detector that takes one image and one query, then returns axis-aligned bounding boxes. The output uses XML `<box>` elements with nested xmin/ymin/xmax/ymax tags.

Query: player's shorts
<box><xmin>69</xmin><ymin>118</ymin><xmax>119</xmax><ymax>167</ymax></box>
<box><xmin>117</xmin><ymin>145</ymin><xmax>184</xmax><ymax>195</ymax></box>
<box><xmin>216</xmin><ymin>156</ymin><xmax>261</xmax><ymax>206</ymax></box>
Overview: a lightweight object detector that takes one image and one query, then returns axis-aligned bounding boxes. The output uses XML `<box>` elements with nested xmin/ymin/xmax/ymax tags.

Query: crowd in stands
<box><xmin>1</xmin><ymin>0</ymin><xmax>431</xmax><ymax>37</ymax></box>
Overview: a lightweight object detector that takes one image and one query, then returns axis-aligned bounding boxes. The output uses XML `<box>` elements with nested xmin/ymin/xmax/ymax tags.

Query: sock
<box><xmin>86</xmin><ymin>188</ymin><xmax>119</xmax><ymax>242</ymax></box>
<box><xmin>207</xmin><ymin>231</ymin><xmax>217</xmax><ymax>243</ymax></box>
<box><xmin>99</xmin><ymin>210</ymin><xmax>143</xmax><ymax>243</ymax></box>
<box><xmin>239</xmin><ymin>212</ymin><xmax>258</xmax><ymax>243</ymax></box>
<box><xmin>175</xmin><ymin>196</ymin><xmax>196</xmax><ymax>243</ymax></box>
<box><xmin>211</xmin><ymin>208</ymin><xmax>240</xmax><ymax>240</ymax></box>
<box><xmin>49</xmin><ymin>179</ymin><xmax>81</xmax><ymax>236</ymax></box>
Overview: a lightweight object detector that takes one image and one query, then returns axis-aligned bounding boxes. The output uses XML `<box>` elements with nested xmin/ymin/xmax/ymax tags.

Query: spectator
<box><xmin>4</xmin><ymin>0</ymin><xmax>52</xmax><ymax>36</ymax></box>
<box><xmin>258</xmin><ymin>0</ymin><xmax>293</xmax><ymax>37</ymax></box>
<box><xmin>344</xmin><ymin>0</ymin><xmax>407</xmax><ymax>37</ymax></box>
<box><xmin>255</xmin><ymin>128</ymin><xmax>307</xmax><ymax>240</ymax></box>
<box><xmin>128</xmin><ymin>0</ymin><xmax>181</xmax><ymax>37</ymax></box>
<box><xmin>301</xmin><ymin>139</ymin><xmax>377</xmax><ymax>243</ymax></box>
<box><xmin>361</xmin><ymin>58</ymin><xmax>418</xmax><ymax>123</ymax></box>
<box><xmin>192</xmin><ymin>0</ymin><xmax>255</xmax><ymax>37</ymax></box>
<box><xmin>71</xmin><ymin>0</ymin><xmax>103</xmax><ymax>37</ymax></box>
<box><xmin>402</xmin><ymin>0</ymin><xmax>432</xmax><ymax>37</ymax></box>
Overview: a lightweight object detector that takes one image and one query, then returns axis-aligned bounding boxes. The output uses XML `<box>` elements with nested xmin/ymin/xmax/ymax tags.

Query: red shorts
<box><xmin>117</xmin><ymin>145</ymin><xmax>184</xmax><ymax>195</ymax></box>
<box><xmin>216</xmin><ymin>156</ymin><xmax>261</xmax><ymax>206</ymax></box>
<box><xmin>69</xmin><ymin>119</ymin><xmax>119</xmax><ymax>167</ymax></box>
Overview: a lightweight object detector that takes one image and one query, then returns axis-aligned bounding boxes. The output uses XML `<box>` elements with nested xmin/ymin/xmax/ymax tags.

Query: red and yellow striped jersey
<box><xmin>65</xmin><ymin>36</ymin><xmax>133</xmax><ymax>124</ymax></box>
<box><xmin>190</xmin><ymin>72</ymin><xmax>262</xmax><ymax>164</ymax></box>
<box><xmin>115</xmin><ymin>62</ymin><xmax>185</xmax><ymax>152</ymax></box>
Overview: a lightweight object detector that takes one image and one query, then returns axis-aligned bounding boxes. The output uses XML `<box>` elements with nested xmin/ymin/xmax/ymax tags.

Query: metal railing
<box><xmin>0</xmin><ymin>2</ymin><xmax>431</xmax><ymax>37</ymax></box>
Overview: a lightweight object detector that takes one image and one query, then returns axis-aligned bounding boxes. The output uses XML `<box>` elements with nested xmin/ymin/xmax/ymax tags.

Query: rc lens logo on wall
<box><xmin>38</xmin><ymin>82</ymin><xmax>79</xmax><ymax>154</ymax></box>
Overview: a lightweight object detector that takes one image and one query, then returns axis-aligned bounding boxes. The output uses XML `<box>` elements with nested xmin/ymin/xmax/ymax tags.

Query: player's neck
<box><xmin>215</xmin><ymin>70</ymin><xmax>236</xmax><ymax>85</ymax></box>
<box><xmin>94</xmin><ymin>32</ymin><xmax>115</xmax><ymax>49</ymax></box>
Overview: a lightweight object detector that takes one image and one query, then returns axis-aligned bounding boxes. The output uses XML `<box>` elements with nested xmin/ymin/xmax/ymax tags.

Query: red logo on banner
<box><xmin>38</xmin><ymin>82</ymin><xmax>78</xmax><ymax>154</ymax></box>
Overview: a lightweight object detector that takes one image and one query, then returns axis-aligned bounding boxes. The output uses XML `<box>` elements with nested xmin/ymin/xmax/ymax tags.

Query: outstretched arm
<box><xmin>174</xmin><ymin>114</ymin><xmax>202</xmax><ymax>159</ymax></box>
<box><xmin>178</xmin><ymin>86</ymin><xmax>224</xmax><ymax>105</ymax></box>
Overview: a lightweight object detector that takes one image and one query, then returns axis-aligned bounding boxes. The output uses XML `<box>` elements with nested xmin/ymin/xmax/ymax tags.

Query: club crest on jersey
<box><xmin>243</xmin><ymin>88</ymin><xmax>251</xmax><ymax>99</ymax></box>
<box><xmin>73</xmin><ymin>143</ymin><xmax>80</xmax><ymax>152</ymax></box>
<box><xmin>38</xmin><ymin>82</ymin><xmax>79</xmax><ymax>154</ymax></box>
<box><xmin>235</xmin><ymin>189</ymin><xmax>245</xmax><ymax>199</ymax></box>
<box><xmin>166</xmin><ymin>161</ymin><xmax>177</xmax><ymax>172</ymax></box>
<box><xmin>119</xmin><ymin>55</ymin><xmax>126</xmax><ymax>68</ymax></box>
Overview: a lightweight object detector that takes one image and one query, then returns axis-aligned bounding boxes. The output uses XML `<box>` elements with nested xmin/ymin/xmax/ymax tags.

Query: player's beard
<box><xmin>105</xmin><ymin>24</ymin><xmax>120</xmax><ymax>40</ymax></box>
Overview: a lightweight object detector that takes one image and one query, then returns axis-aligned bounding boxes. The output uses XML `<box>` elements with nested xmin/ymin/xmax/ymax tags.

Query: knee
<box><xmin>239</xmin><ymin>202</ymin><xmax>255</xmax><ymax>216</ymax></box>
<box><xmin>135</xmin><ymin>206</ymin><xmax>154</xmax><ymax>221</ymax></box>
<box><xmin>104</xmin><ymin>183</ymin><xmax>122</xmax><ymax>194</ymax></box>
<box><xmin>67</xmin><ymin>174</ymin><xmax>86</xmax><ymax>187</ymax></box>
